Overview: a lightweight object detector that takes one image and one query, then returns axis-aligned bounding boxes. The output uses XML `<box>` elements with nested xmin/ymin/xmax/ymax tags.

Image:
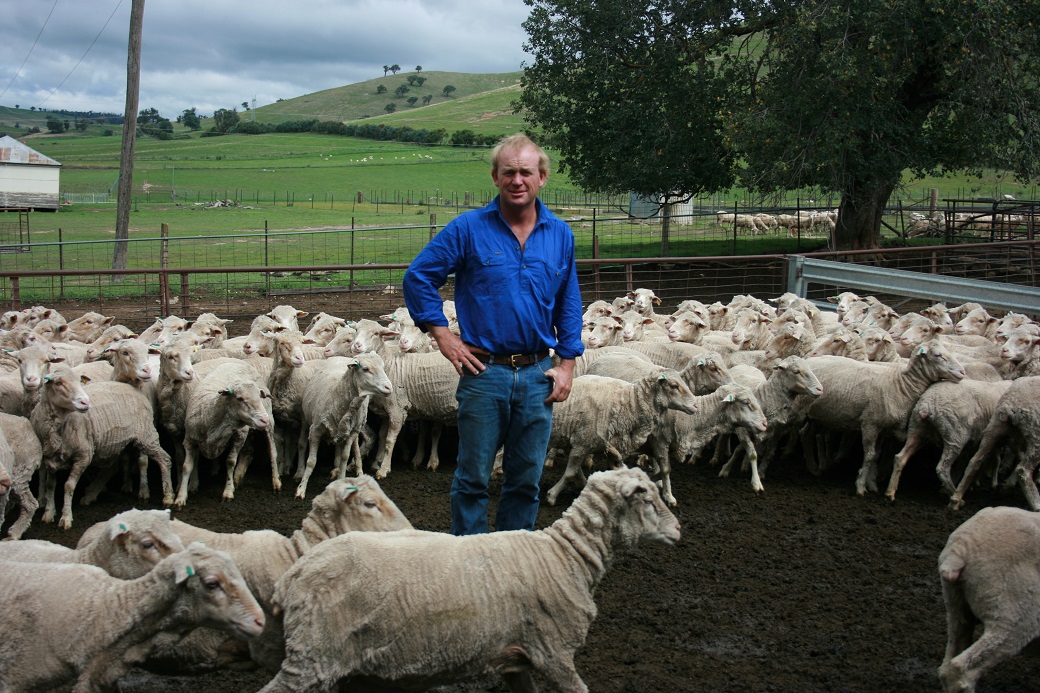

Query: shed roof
<box><xmin>0</xmin><ymin>136</ymin><xmax>61</xmax><ymax>166</ymax></box>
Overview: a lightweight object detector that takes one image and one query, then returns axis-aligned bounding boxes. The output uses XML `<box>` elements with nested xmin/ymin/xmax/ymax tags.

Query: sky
<box><xmin>1</xmin><ymin>0</ymin><xmax>533</xmax><ymax>118</ymax></box>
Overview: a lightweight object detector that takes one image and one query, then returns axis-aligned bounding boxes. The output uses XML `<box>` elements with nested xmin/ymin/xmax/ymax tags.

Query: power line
<box><xmin>0</xmin><ymin>0</ymin><xmax>61</xmax><ymax>102</ymax></box>
<box><xmin>37</xmin><ymin>0</ymin><xmax>125</xmax><ymax>110</ymax></box>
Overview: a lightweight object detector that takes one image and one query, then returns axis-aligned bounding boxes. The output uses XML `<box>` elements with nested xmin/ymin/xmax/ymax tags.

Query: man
<box><xmin>402</xmin><ymin>133</ymin><xmax>584</xmax><ymax>535</ymax></box>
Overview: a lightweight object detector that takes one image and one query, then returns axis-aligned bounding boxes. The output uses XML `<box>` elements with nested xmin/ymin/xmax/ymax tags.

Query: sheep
<box><xmin>0</xmin><ymin>542</ymin><xmax>265</xmax><ymax>693</ymax></box>
<box><xmin>717</xmin><ymin>211</ymin><xmax>767</xmax><ymax>234</ymax></box>
<box><xmin>859</xmin><ymin>325</ymin><xmax>902</xmax><ymax>362</ymax></box>
<box><xmin>543</xmin><ymin>370</ymin><xmax>698</xmax><ymax>506</ymax></box>
<box><xmin>187</xmin><ymin>312</ymin><xmax>232</xmax><ymax>347</ymax></box>
<box><xmin>762</xmin><ymin>321</ymin><xmax>815</xmax><ymax>362</ymax></box>
<box><xmin>804</xmin><ymin>339</ymin><xmax>966</xmax><ymax>496</ymax></box>
<box><xmin>955</xmin><ymin>306</ymin><xmax>1000</xmax><ymax>340</ymax></box>
<box><xmin>31</xmin><ymin>368</ymin><xmax>175</xmax><ymax>530</ymax></box>
<box><xmin>719</xmin><ymin>356</ymin><xmax>823</xmax><ymax>491</ymax></box>
<box><xmin>80</xmin><ymin>475</ymin><xmax>412</xmax><ymax>673</ymax></box>
<box><xmin>581</xmin><ymin>299</ymin><xmax>614</xmax><ymax>323</ymax></box>
<box><xmin>266</xmin><ymin>330</ymin><xmax>325</xmax><ymax>479</ymax></box>
<box><xmin>259</xmin><ymin>466</ymin><xmax>680</xmax><ymax>693</ymax></box>
<box><xmin>64</xmin><ymin>310</ymin><xmax>115</xmax><ymax>344</ymax></box>
<box><xmin>83</xmin><ymin>323</ymin><xmax>136</xmax><ymax>361</ymax></box>
<box><xmin>584</xmin><ymin>349</ymin><xmax>733</xmax><ymax>395</ymax></box>
<box><xmin>295</xmin><ymin>355</ymin><xmax>394</xmax><ymax>498</ymax></box>
<box><xmin>0</xmin><ymin>507</ymin><xmax>183</xmax><ymax>578</ymax></box>
<box><xmin>998</xmin><ymin>325</ymin><xmax>1040</xmax><ymax>378</ymax></box>
<box><xmin>623</xmin><ymin>340</ymin><xmax>711</xmax><ymax>371</ymax></box>
<box><xmin>320</xmin><ymin>324</ymin><xmax>358</xmax><ymax>357</ymax></box>
<box><xmin>267</xmin><ymin>304</ymin><xmax>308</xmax><ymax>332</ymax></box>
<box><xmin>885</xmin><ymin>379</ymin><xmax>1012</xmax><ymax>501</ymax></box>
<box><xmin>137</xmin><ymin>314</ymin><xmax>189</xmax><ymax>347</ymax></box>
<box><xmin>937</xmin><ymin>506</ymin><xmax>1040</xmax><ymax>693</ymax></box>
<box><xmin>808</xmin><ymin>325</ymin><xmax>869</xmax><ymax>361</ymax></box>
<box><xmin>949</xmin><ymin>376</ymin><xmax>1040</xmax><ymax>511</ymax></box>
<box><xmin>177</xmin><ymin>360</ymin><xmax>279</xmax><ymax>507</ymax></box>
<box><xmin>665</xmin><ymin>310</ymin><xmax>710</xmax><ymax>345</ymax></box>
<box><xmin>571</xmin><ymin>344</ymin><xmax>655</xmax><ymax>377</ymax></box>
<box><xmin>349</xmin><ymin>320</ymin><xmax>460</xmax><ymax>477</ymax></box>
<box><xmin>301</xmin><ymin>311</ymin><xmax>346</xmax><ymax>346</ymax></box>
<box><xmin>582</xmin><ymin>315</ymin><xmax>624</xmax><ymax>348</ymax></box>
<box><xmin>31</xmin><ymin>317</ymin><xmax>68</xmax><ymax>342</ymax></box>
<box><xmin>0</xmin><ymin>344</ymin><xmax>62</xmax><ymax>416</ymax></box>
<box><xmin>617</xmin><ymin>309</ymin><xmax>669</xmax><ymax>342</ymax></box>
<box><xmin>731</xmin><ymin>307</ymin><xmax>774</xmax><ymax>350</ymax></box>
<box><xmin>0</xmin><ymin>411</ymin><xmax>42</xmax><ymax>539</ymax></box>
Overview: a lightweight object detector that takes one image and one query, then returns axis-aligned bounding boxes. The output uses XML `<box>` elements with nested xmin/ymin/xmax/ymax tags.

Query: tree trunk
<box><xmin>660</xmin><ymin>198</ymin><xmax>673</xmax><ymax>256</ymax></box>
<box><xmin>834</xmin><ymin>177</ymin><xmax>898</xmax><ymax>251</ymax></box>
<box><xmin>114</xmin><ymin>0</ymin><xmax>145</xmax><ymax>272</ymax></box>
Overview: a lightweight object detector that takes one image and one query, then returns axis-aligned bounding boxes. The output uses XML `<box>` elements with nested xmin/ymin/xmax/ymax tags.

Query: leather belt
<box><xmin>471</xmin><ymin>349</ymin><xmax>550</xmax><ymax>368</ymax></box>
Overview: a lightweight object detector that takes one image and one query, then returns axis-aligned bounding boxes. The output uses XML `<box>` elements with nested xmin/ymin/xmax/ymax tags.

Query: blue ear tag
<box><xmin>657</xmin><ymin>373</ymin><xmax>667</xmax><ymax>380</ymax></box>
<box><xmin>119</xmin><ymin>523</ymin><xmax>127</xmax><ymax>532</ymax></box>
<box><xmin>186</xmin><ymin>566</ymin><xmax>195</xmax><ymax>577</ymax></box>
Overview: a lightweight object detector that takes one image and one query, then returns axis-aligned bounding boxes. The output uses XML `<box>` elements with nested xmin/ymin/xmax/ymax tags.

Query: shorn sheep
<box><xmin>937</xmin><ymin>506</ymin><xmax>1040</xmax><ymax>693</ymax></box>
<box><xmin>260</xmin><ymin>466</ymin><xmax>680</xmax><ymax>693</ymax></box>
<box><xmin>0</xmin><ymin>542</ymin><xmax>264</xmax><ymax>693</ymax></box>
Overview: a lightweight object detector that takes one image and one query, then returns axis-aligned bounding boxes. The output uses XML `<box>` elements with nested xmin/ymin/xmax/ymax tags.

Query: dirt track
<box><xmin>20</xmin><ymin>433</ymin><xmax>1036</xmax><ymax>693</ymax></box>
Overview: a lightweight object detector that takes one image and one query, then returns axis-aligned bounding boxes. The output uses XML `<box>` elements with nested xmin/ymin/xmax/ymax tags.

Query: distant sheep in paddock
<box><xmin>259</xmin><ymin>467</ymin><xmax>680</xmax><ymax>693</ymax></box>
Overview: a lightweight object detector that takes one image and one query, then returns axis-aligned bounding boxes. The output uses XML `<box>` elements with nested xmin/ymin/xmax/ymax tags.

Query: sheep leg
<box><xmin>535</xmin><ymin>653</ymin><xmax>587</xmax><ymax>693</ymax></box>
<box><xmin>222</xmin><ymin>430</ymin><xmax>250</xmax><ymax>502</ymax></box>
<box><xmin>938</xmin><ymin>624</ymin><xmax>1034</xmax><ymax>693</ymax></box>
<box><xmin>58</xmin><ymin>452</ymin><xmax>93</xmax><ymax>530</ymax></box>
<box><xmin>935</xmin><ymin>436</ymin><xmax>971</xmax><ymax>498</ymax></box>
<box><xmin>545</xmin><ymin>451</ymin><xmax>590</xmax><ymax>506</ymax></box>
<box><xmin>408</xmin><ymin>421</ymin><xmax>429</xmax><ymax>470</ymax></box>
<box><xmin>800</xmin><ymin>423</ymin><xmax>820</xmax><ymax>475</ymax></box>
<box><xmin>81</xmin><ymin>462</ymin><xmax>118</xmax><ymax>506</ymax></box>
<box><xmin>5</xmin><ymin>482</ymin><xmax>38</xmax><ymax>540</ymax></box>
<box><xmin>1015</xmin><ymin>460</ymin><xmax>1040</xmax><ymax>512</ymax></box>
<box><xmin>886</xmin><ymin>428</ymin><xmax>925</xmax><ymax>502</ymax></box>
<box><xmin>296</xmin><ymin>425</ymin><xmax>325</xmax><ymax>499</ymax></box>
<box><xmin>426</xmin><ymin>422</ymin><xmax>445</xmax><ymax>472</ymax></box>
<box><xmin>372</xmin><ymin>412</ymin><xmax>405</xmax><ymax>480</ymax></box>
<box><xmin>648</xmin><ymin>437</ymin><xmax>677</xmax><ymax>506</ymax></box>
<box><xmin>255</xmin><ymin>663</ymin><xmax>326</xmax><ymax>693</ymax></box>
<box><xmin>855</xmin><ymin>428</ymin><xmax>882</xmax><ymax>496</ymax></box>
<box><xmin>39</xmin><ymin>466</ymin><xmax>57</xmax><ymax>524</ymax></box>
<box><xmin>175</xmin><ymin>444</ymin><xmax>199</xmax><ymax>508</ymax></box>
<box><xmin>501</xmin><ymin>671</ymin><xmax>539</xmax><ymax>693</ymax></box>
<box><xmin>950</xmin><ymin>416</ymin><xmax>1010</xmax><ymax>510</ymax></box>
<box><xmin>137</xmin><ymin>451</ymin><xmax>150</xmax><ymax>501</ymax></box>
<box><xmin>264</xmin><ymin>429</ymin><xmax>281</xmax><ymax>493</ymax></box>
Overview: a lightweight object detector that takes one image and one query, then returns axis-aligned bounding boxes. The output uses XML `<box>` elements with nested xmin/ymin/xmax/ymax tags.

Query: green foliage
<box><xmin>394</xmin><ymin>84</ymin><xmax>409</xmax><ymax>97</ymax></box>
<box><xmin>520</xmin><ymin>0</ymin><xmax>1040</xmax><ymax>249</ymax></box>
<box><xmin>442</xmin><ymin>85</ymin><xmax>456</xmax><ymax>97</ymax></box>
<box><xmin>45</xmin><ymin>116</ymin><xmax>65</xmax><ymax>133</ymax></box>
<box><xmin>376</xmin><ymin>84</ymin><xmax>387</xmax><ymax>94</ymax></box>
<box><xmin>181</xmin><ymin>107</ymin><xmax>201</xmax><ymax>131</ymax></box>
<box><xmin>212</xmin><ymin>108</ymin><xmax>240</xmax><ymax>133</ymax></box>
<box><xmin>385</xmin><ymin>103</ymin><xmax>397</xmax><ymax>114</ymax></box>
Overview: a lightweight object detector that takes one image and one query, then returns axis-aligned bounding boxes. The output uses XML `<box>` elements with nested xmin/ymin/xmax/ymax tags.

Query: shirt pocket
<box><xmin>526</xmin><ymin>257</ymin><xmax>566</xmax><ymax>302</ymax></box>
<box><xmin>471</xmin><ymin>254</ymin><xmax>510</xmax><ymax>297</ymax></box>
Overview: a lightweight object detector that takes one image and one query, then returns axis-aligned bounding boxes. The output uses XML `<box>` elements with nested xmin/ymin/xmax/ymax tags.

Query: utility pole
<box><xmin>113</xmin><ymin>0</ymin><xmax>145</xmax><ymax>272</ymax></box>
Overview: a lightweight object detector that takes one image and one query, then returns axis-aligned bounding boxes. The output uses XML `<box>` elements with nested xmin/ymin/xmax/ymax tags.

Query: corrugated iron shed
<box><xmin>0</xmin><ymin>136</ymin><xmax>61</xmax><ymax>167</ymax></box>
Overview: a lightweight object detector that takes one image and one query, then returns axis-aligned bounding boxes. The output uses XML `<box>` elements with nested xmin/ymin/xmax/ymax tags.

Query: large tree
<box><xmin>519</xmin><ymin>0</ymin><xmax>1040</xmax><ymax>250</ymax></box>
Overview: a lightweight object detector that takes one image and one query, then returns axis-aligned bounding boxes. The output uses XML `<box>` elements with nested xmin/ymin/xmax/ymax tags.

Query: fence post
<box><xmin>58</xmin><ymin>227</ymin><xmax>64</xmax><ymax>298</ymax></box>
<box><xmin>159</xmin><ymin>223</ymin><xmax>170</xmax><ymax>315</ymax></box>
<box><xmin>264</xmin><ymin>220</ymin><xmax>270</xmax><ymax>295</ymax></box>
<box><xmin>592</xmin><ymin>209</ymin><xmax>601</xmax><ymax>300</ymax></box>
<box><xmin>429</xmin><ymin>214</ymin><xmax>437</xmax><ymax>242</ymax></box>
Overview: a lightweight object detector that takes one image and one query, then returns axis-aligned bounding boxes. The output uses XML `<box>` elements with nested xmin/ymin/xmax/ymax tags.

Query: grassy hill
<box><xmin>254</xmin><ymin>71</ymin><xmax>526</xmax><ymax>135</ymax></box>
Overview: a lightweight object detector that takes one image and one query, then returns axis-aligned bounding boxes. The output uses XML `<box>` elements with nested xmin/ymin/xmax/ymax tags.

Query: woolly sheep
<box><xmin>949</xmin><ymin>376</ymin><xmax>1040</xmax><ymax>511</ymax></box>
<box><xmin>0</xmin><ymin>507</ymin><xmax>183</xmax><ymax>578</ymax></box>
<box><xmin>267</xmin><ymin>304</ymin><xmax>308</xmax><ymax>332</ymax></box>
<box><xmin>885</xmin><ymin>379</ymin><xmax>1012</xmax><ymax>501</ymax></box>
<box><xmin>0</xmin><ymin>411</ymin><xmax>40</xmax><ymax>539</ymax></box>
<box><xmin>804</xmin><ymin>340</ymin><xmax>966</xmax><ymax>496</ymax></box>
<box><xmin>581</xmin><ymin>299</ymin><xmax>614</xmax><ymax>323</ymax></box>
<box><xmin>31</xmin><ymin>368</ymin><xmax>174</xmax><ymax>530</ymax></box>
<box><xmin>808</xmin><ymin>325</ymin><xmax>869</xmax><ymax>361</ymax></box>
<box><xmin>260</xmin><ymin>467</ymin><xmax>680</xmax><ymax>693</ymax></box>
<box><xmin>0</xmin><ymin>542</ymin><xmax>265</xmax><ymax>692</ymax></box>
<box><xmin>582</xmin><ymin>315</ymin><xmax>625</xmax><ymax>348</ymax></box>
<box><xmin>937</xmin><ymin>506</ymin><xmax>1040</xmax><ymax>693</ymax></box>
<box><xmin>301</xmin><ymin>311</ymin><xmax>347</xmax><ymax>346</ymax></box>
<box><xmin>295</xmin><ymin>354</ymin><xmax>394</xmax><ymax>498</ymax></box>
<box><xmin>177</xmin><ymin>360</ymin><xmax>279</xmax><ymax>507</ymax></box>
<box><xmin>187</xmin><ymin>312</ymin><xmax>232</xmax><ymax>347</ymax></box>
<box><xmin>544</xmin><ymin>370</ymin><xmax>698</xmax><ymax>506</ymax></box>
<box><xmin>80</xmin><ymin>475</ymin><xmax>412</xmax><ymax>673</ymax></box>
<box><xmin>137</xmin><ymin>315</ymin><xmax>189</xmax><ymax>347</ymax></box>
<box><xmin>64</xmin><ymin>310</ymin><xmax>115</xmax><ymax>344</ymax></box>
<box><xmin>83</xmin><ymin>323</ymin><xmax>136</xmax><ymax>361</ymax></box>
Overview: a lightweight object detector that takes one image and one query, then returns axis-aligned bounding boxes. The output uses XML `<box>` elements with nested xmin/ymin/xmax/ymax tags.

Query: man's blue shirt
<box><xmin>402</xmin><ymin>196</ymin><xmax>585</xmax><ymax>360</ymax></box>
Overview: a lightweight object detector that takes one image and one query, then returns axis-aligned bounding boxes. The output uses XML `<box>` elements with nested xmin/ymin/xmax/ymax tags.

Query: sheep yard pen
<box><xmin>4</xmin><ymin>231</ymin><xmax>1039</xmax><ymax>690</ymax></box>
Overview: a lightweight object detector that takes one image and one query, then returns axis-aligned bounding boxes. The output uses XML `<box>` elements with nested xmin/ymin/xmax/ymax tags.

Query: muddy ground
<box><xmin>19</xmin><ymin>430</ymin><xmax>1036</xmax><ymax>693</ymax></box>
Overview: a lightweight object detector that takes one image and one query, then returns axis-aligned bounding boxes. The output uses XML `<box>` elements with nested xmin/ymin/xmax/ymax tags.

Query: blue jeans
<box><xmin>451</xmin><ymin>357</ymin><xmax>554</xmax><ymax>535</ymax></box>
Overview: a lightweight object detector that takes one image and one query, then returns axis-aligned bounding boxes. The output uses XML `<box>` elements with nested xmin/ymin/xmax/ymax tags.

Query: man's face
<box><xmin>491</xmin><ymin>146</ymin><xmax>547</xmax><ymax>211</ymax></box>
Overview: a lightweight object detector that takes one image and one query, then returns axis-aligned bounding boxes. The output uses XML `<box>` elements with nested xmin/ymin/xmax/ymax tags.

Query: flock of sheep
<box><xmin>715</xmin><ymin>209</ymin><xmax>837</xmax><ymax>236</ymax></box>
<box><xmin>0</xmin><ymin>286</ymin><xmax>1038</xmax><ymax>690</ymax></box>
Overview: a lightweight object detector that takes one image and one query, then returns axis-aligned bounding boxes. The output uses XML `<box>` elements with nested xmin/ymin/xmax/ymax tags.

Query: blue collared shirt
<box><xmin>403</xmin><ymin>196</ymin><xmax>585</xmax><ymax>360</ymax></box>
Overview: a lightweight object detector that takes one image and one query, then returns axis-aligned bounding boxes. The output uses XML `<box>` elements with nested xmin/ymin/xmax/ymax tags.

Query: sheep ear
<box><xmin>337</xmin><ymin>484</ymin><xmax>360</xmax><ymax>502</ymax></box>
<box><xmin>175</xmin><ymin>563</ymin><xmax>195</xmax><ymax>585</ymax></box>
<box><xmin>916</xmin><ymin>346</ymin><xmax>927</xmax><ymax>355</ymax></box>
<box><xmin>619</xmin><ymin>477</ymin><xmax>649</xmax><ymax>498</ymax></box>
<box><xmin>221</xmin><ymin>387</ymin><xmax>234</xmax><ymax>396</ymax></box>
<box><xmin>652</xmin><ymin>296</ymin><xmax>662</xmax><ymax>305</ymax></box>
<box><xmin>657</xmin><ymin>373</ymin><xmax>668</xmax><ymax>381</ymax></box>
<box><xmin>109</xmin><ymin>521</ymin><xmax>130</xmax><ymax>541</ymax></box>
<box><xmin>723</xmin><ymin>393</ymin><xmax>736</xmax><ymax>402</ymax></box>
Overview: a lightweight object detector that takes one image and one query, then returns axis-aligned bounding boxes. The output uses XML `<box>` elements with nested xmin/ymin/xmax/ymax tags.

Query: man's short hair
<box><xmin>491</xmin><ymin>133</ymin><xmax>550</xmax><ymax>175</ymax></box>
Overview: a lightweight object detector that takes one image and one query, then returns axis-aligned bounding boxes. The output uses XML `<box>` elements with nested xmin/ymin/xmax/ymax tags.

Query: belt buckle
<box><xmin>508</xmin><ymin>353</ymin><xmax>522</xmax><ymax>368</ymax></box>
